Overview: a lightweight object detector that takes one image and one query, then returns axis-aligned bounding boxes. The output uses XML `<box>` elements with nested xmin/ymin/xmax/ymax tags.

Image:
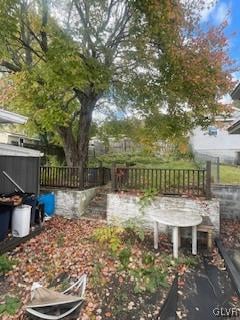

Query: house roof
<box><xmin>231</xmin><ymin>83</ymin><xmax>240</xmax><ymax>100</ymax></box>
<box><xmin>228</xmin><ymin>119</ymin><xmax>240</xmax><ymax>134</ymax></box>
<box><xmin>0</xmin><ymin>143</ymin><xmax>43</xmax><ymax>157</ymax></box>
<box><xmin>227</xmin><ymin>83</ymin><xmax>240</xmax><ymax>133</ymax></box>
<box><xmin>0</xmin><ymin>108</ymin><xmax>28</xmax><ymax>124</ymax></box>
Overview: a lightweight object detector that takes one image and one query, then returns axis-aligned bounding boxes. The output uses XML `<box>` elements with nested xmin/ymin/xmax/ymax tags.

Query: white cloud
<box><xmin>180</xmin><ymin>0</ymin><xmax>217</xmax><ymax>22</ymax></box>
<box><xmin>214</xmin><ymin>2</ymin><xmax>229</xmax><ymax>24</ymax></box>
<box><xmin>200</xmin><ymin>1</ymin><xmax>231</xmax><ymax>25</ymax></box>
<box><xmin>232</xmin><ymin>72</ymin><xmax>240</xmax><ymax>82</ymax></box>
<box><xmin>219</xmin><ymin>93</ymin><xmax>232</xmax><ymax>104</ymax></box>
<box><xmin>200</xmin><ymin>0</ymin><xmax>218</xmax><ymax>22</ymax></box>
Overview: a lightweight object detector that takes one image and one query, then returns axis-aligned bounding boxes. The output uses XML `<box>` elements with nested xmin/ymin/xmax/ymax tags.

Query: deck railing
<box><xmin>40</xmin><ymin>161</ymin><xmax>212</xmax><ymax>198</ymax></box>
<box><xmin>111</xmin><ymin>162</ymin><xmax>211</xmax><ymax>198</ymax></box>
<box><xmin>40</xmin><ymin>166</ymin><xmax>111</xmax><ymax>189</ymax></box>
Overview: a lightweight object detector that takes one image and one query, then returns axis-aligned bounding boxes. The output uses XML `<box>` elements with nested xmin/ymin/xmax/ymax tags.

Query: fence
<box><xmin>111</xmin><ymin>164</ymin><xmax>211</xmax><ymax>198</ymax></box>
<box><xmin>193</xmin><ymin>151</ymin><xmax>220</xmax><ymax>183</ymax></box>
<box><xmin>40</xmin><ymin>166</ymin><xmax>111</xmax><ymax>189</ymax></box>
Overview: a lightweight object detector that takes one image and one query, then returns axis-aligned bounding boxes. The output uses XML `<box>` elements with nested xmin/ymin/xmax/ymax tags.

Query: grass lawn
<box><xmin>0</xmin><ymin>217</ymin><xmax>198</xmax><ymax>320</ymax></box>
<box><xmin>94</xmin><ymin>152</ymin><xmax>240</xmax><ymax>184</ymax></box>
<box><xmin>141</xmin><ymin>159</ymin><xmax>197</xmax><ymax>169</ymax></box>
<box><xmin>220</xmin><ymin>165</ymin><xmax>240</xmax><ymax>184</ymax></box>
<box><xmin>92</xmin><ymin>152</ymin><xmax>197</xmax><ymax>169</ymax></box>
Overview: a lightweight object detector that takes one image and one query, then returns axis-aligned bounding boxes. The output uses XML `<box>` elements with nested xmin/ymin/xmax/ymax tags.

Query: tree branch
<box><xmin>62</xmin><ymin>93</ymin><xmax>77</xmax><ymax>111</ymax></box>
<box><xmin>20</xmin><ymin>2</ymin><xmax>32</xmax><ymax>65</ymax></box>
<box><xmin>66</xmin><ymin>0</ymin><xmax>74</xmax><ymax>30</ymax></box>
<box><xmin>0</xmin><ymin>60</ymin><xmax>21</xmax><ymax>72</ymax></box>
<box><xmin>14</xmin><ymin>35</ymin><xmax>47</xmax><ymax>62</ymax></box>
<box><xmin>40</xmin><ymin>0</ymin><xmax>48</xmax><ymax>52</ymax></box>
<box><xmin>104</xmin><ymin>3</ymin><xmax>131</xmax><ymax>61</ymax></box>
<box><xmin>73</xmin><ymin>0</ymin><xmax>96</xmax><ymax>57</ymax></box>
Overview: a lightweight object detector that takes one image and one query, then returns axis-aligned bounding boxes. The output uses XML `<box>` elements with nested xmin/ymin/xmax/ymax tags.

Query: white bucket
<box><xmin>12</xmin><ymin>205</ymin><xmax>31</xmax><ymax>237</ymax></box>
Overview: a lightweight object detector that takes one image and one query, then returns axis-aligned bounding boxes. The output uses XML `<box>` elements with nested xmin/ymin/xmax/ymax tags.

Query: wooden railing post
<box><xmin>111</xmin><ymin>163</ymin><xmax>116</xmax><ymax>192</ymax></box>
<box><xmin>206</xmin><ymin>161</ymin><xmax>212</xmax><ymax>199</ymax></box>
<box><xmin>216</xmin><ymin>157</ymin><xmax>220</xmax><ymax>184</ymax></box>
<box><xmin>98</xmin><ymin>161</ymin><xmax>104</xmax><ymax>185</ymax></box>
<box><xmin>79</xmin><ymin>166</ymin><xmax>85</xmax><ymax>190</ymax></box>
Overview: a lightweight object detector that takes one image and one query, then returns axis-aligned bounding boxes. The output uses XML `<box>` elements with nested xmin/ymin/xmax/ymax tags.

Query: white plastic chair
<box><xmin>26</xmin><ymin>274</ymin><xmax>87</xmax><ymax>320</ymax></box>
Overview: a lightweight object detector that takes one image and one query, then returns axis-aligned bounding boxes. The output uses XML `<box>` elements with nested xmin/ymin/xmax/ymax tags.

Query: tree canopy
<box><xmin>0</xmin><ymin>0</ymin><xmax>236</xmax><ymax>183</ymax></box>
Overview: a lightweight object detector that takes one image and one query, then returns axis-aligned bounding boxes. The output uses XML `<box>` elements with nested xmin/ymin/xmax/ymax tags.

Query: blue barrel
<box><xmin>37</xmin><ymin>193</ymin><xmax>55</xmax><ymax>217</ymax></box>
<box><xmin>0</xmin><ymin>206</ymin><xmax>11</xmax><ymax>241</ymax></box>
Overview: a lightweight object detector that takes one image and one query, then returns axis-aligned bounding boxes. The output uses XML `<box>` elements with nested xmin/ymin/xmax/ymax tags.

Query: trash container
<box><xmin>0</xmin><ymin>205</ymin><xmax>11</xmax><ymax>241</ymax></box>
<box><xmin>37</xmin><ymin>193</ymin><xmax>55</xmax><ymax>217</ymax></box>
<box><xmin>12</xmin><ymin>205</ymin><xmax>31</xmax><ymax>237</ymax></box>
<box><xmin>35</xmin><ymin>203</ymin><xmax>45</xmax><ymax>225</ymax></box>
<box><xmin>23</xmin><ymin>193</ymin><xmax>37</xmax><ymax>226</ymax></box>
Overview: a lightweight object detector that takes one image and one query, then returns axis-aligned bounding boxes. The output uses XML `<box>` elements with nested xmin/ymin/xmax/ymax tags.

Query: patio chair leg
<box><xmin>173</xmin><ymin>226</ymin><xmax>179</xmax><ymax>259</ymax></box>
<box><xmin>192</xmin><ymin>225</ymin><xmax>197</xmax><ymax>255</ymax></box>
<box><xmin>154</xmin><ymin>221</ymin><xmax>159</xmax><ymax>249</ymax></box>
<box><xmin>178</xmin><ymin>229</ymin><xmax>181</xmax><ymax>248</ymax></box>
<box><xmin>207</xmin><ymin>230</ymin><xmax>213</xmax><ymax>251</ymax></box>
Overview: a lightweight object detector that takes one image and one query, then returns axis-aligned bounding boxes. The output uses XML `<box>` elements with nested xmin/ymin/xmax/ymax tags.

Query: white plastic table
<box><xmin>153</xmin><ymin>209</ymin><xmax>202</xmax><ymax>258</ymax></box>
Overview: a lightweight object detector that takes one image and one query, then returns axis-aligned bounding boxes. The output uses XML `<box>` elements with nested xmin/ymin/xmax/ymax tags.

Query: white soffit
<box><xmin>0</xmin><ymin>108</ymin><xmax>28</xmax><ymax>124</ymax></box>
<box><xmin>0</xmin><ymin>143</ymin><xmax>43</xmax><ymax>157</ymax></box>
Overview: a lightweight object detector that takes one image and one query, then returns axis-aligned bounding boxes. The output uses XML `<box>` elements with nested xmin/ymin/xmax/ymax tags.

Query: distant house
<box><xmin>228</xmin><ymin>83</ymin><xmax>240</xmax><ymax>135</ymax></box>
<box><xmin>0</xmin><ymin>131</ymin><xmax>40</xmax><ymax>147</ymax></box>
<box><xmin>190</xmin><ymin>106</ymin><xmax>240</xmax><ymax>164</ymax></box>
<box><xmin>0</xmin><ymin>108</ymin><xmax>42</xmax><ymax>194</ymax></box>
<box><xmin>0</xmin><ymin>107</ymin><xmax>41</xmax><ymax>148</ymax></box>
<box><xmin>0</xmin><ymin>108</ymin><xmax>42</xmax><ymax>157</ymax></box>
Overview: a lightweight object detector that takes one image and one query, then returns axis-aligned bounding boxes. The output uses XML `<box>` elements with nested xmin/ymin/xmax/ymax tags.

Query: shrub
<box><xmin>93</xmin><ymin>226</ymin><xmax>123</xmax><ymax>254</ymax></box>
<box><xmin>123</xmin><ymin>218</ymin><xmax>145</xmax><ymax>243</ymax></box>
<box><xmin>118</xmin><ymin>247</ymin><xmax>131</xmax><ymax>269</ymax></box>
<box><xmin>0</xmin><ymin>296</ymin><xmax>21</xmax><ymax>316</ymax></box>
<box><xmin>138</xmin><ymin>188</ymin><xmax>158</xmax><ymax>213</ymax></box>
<box><xmin>142</xmin><ymin>252</ymin><xmax>155</xmax><ymax>266</ymax></box>
<box><xmin>0</xmin><ymin>255</ymin><xmax>15</xmax><ymax>275</ymax></box>
<box><xmin>91</xmin><ymin>151</ymin><xmax>164</xmax><ymax>167</ymax></box>
<box><xmin>131</xmin><ymin>266</ymin><xmax>168</xmax><ymax>293</ymax></box>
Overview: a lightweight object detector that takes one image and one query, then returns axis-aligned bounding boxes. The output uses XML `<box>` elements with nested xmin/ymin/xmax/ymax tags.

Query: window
<box><xmin>208</xmin><ymin>126</ymin><xmax>217</xmax><ymax>136</ymax></box>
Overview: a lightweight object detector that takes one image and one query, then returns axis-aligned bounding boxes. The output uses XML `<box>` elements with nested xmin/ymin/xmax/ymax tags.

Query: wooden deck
<box><xmin>0</xmin><ymin>226</ymin><xmax>44</xmax><ymax>255</ymax></box>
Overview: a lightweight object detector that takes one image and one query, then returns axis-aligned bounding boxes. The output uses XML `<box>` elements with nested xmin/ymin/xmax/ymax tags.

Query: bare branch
<box><xmin>20</xmin><ymin>2</ymin><xmax>32</xmax><ymax>65</ymax></box>
<box><xmin>40</xmin><ymin>0</ymin><xmax>48</xmax><ymax>52</ymax></box>
<box><xmin>105</xmin><ymin>4</ymin><xmax>131</xmax><ymax>50</ymax></box>
<box><xmin>97</xmin><ymin>0</ymin><xmax>116</xmax><ymax>34</ymax></box>
<box><xmin>0</xmin><ymin>60</ymin><xmax>21</xmax><ymax>72</ymax></box>
<box><xmin>73</xmin><ymin>0</ymin><xmax>96</xmax><ymax>57</ymax></box>
<box><xmin>62</xmin><ymin>93</ymin><xmax>77</xmax><ymax>111</ymax></box>
<box><xmin>14</xmin><ymin>35</ymin><xmax>47</xmax><ymax>62</ymax></box>
<box><xmin>67</xmin><ymin>0</ymin><xmax>74</xmax><ymax>30</ymax></box>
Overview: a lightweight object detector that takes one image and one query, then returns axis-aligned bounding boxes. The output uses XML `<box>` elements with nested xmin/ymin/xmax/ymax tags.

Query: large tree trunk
<box><xmin>76</xmin><ymin>92</ymin><xmax>97</xmax><ymax>189</ymax></box>
<box><xmin>59</xmin><ymin>90</ymin><xmax>99</xmax><ymax>190</ymax></box>
<box><xmin>58</xmin><ymin>127</ymin><xmax>79</xmax><ymax>167</ymax></box>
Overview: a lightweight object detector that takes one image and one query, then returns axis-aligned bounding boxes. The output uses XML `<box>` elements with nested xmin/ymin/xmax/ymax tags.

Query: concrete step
<box><xmin>85</xmin><ymin>208</ymin><xmax>107</xmax><ymax>214</ymax></box>
<box><xmin>84</xmin><ymin>188</ymin><xmax>108</xmax><ymax>219</ymax></box>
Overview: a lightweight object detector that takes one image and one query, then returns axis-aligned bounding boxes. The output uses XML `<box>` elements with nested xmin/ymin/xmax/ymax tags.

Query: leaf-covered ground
<box><xmin>0</xmin><ymin>216</ymin><xmax>191</xmax><ymax>320</ymax></box>
<box><xmin>220</xmin><ymin>218</ymin><xmax>240</xmax><ymax>249</ymax></box>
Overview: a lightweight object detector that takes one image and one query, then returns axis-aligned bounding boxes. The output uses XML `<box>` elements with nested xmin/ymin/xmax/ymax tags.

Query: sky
<box><xmin>200</xmin><ymin>0</ymin><xmax>240</xmax><ymax>81</ymax></box>
<box><xmin>93</xmin><ymin>0</ymin><xmax>240</xmax><ymax>121</ymax></box>
<box><xmin>200</xmin><ymin>0</ymin><xmax>240</xmax><ymax>104</ymax></box>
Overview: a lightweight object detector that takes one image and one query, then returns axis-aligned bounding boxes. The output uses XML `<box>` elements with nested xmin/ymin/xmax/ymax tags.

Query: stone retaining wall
<box><xmin>41</xmin><ymin>187</ymin><xmax>97</xmax><ymax>218</ymax></box>
<box><xmin>107</xmin><ymin>193</ymin><xmax>220</xmax><ymax>235</ymax></box>
<box><xmin>212</xmin><ymin>184</ymin><xmax>240</xmax><ymax>219</ymax></box>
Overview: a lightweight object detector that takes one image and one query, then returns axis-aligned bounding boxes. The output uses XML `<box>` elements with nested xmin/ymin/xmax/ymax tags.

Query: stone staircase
<box><xmin>83</xmin><ymin>185</ymin><xmax>110</xmax><ymax>220</ymax></box>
